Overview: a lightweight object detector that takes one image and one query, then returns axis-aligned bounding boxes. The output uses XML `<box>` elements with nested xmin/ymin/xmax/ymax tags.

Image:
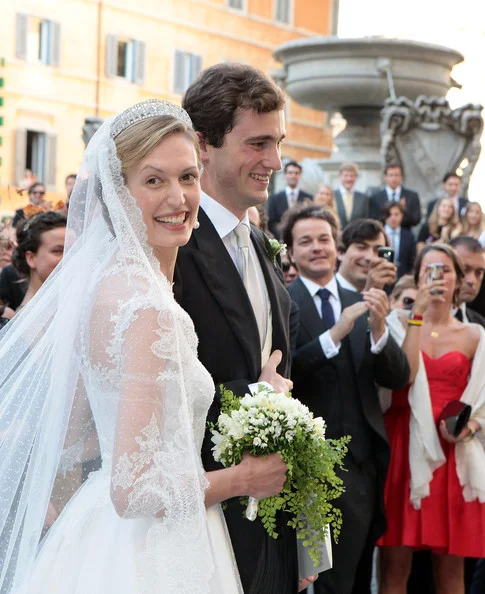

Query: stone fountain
<box><xmin>273</xmin><ymin>36</ymin><xmax>483</xmax><ymax>205</ymax></box>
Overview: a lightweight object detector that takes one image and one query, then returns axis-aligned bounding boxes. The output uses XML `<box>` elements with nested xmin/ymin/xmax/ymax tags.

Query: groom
<box><xmin>175</xmin><ymin>63</ymin><xmax>306</xmax><ymax>593</ymax></box>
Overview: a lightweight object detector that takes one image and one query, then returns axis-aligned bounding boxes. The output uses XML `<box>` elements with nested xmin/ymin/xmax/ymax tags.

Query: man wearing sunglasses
<box><xmin>389</xmin><ymin>275</ymin><xmax>417</xmax><ymax>311</ymax></box>
<box><xmin>12</xmin><ymin>182</ymin><xmax>47</xmax><ymax>227</ymax></box>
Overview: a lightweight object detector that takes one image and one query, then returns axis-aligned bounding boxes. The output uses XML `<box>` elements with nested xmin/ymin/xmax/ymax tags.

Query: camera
<box><xmin>426</xmin><ymin>263</ymin><xmax>444</xmax><ymax>295</ymax></box>
<box><xmin>377</xmin><ymin>247</ymin><xmax>395</xmax><ymax>263</ymax></box>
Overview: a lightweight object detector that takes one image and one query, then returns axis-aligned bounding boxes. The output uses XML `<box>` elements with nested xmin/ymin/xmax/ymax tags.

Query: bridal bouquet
<box><xmin>211</xmin><ymin>386</ymin><xmax>350</xmax><ymax>565</ymax></box>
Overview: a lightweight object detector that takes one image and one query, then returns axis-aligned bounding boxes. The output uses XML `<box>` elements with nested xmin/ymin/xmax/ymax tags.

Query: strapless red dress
<box><xmin>378</xmin><ymin>351</ymin><xmax>485</xmax><ymax>556</ymax></box>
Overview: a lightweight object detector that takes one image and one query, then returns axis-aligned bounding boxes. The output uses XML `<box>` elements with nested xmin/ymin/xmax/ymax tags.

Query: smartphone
<box><xmin>377</xmin><ymin>247</ymin><xmax>395</xmax><ymax>263</ymax></box>
<box><xmin>426</xmin><ymin>263</ymin><xmax>444</xmax><ymax>294</ymax></box>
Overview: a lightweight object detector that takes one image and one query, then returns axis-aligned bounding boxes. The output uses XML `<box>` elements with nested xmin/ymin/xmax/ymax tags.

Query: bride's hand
<box><xmin>298</xmin><ymin>574</ymin><xmax>318</xmax><ymax>591</ymax></box>
<box><xmin>240</xmin><ymin>452</ymin><xmax>287</xmax><ymax>499</ymax></box>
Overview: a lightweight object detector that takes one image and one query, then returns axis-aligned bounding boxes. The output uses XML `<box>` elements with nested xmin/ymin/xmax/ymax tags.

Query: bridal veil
<box><xmin>0</xmin><ymin>101</ymin><xmax>218</xmax><ymax>592</ymax></box>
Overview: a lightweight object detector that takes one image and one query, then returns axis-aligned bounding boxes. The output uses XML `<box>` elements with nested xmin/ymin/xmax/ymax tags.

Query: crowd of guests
<box><xmin>264</xmin><ymin>160</ymin><xmax>485</xmax><ymax>594</ymax></box>
<box><xmin>1</xmin><ymin>62</ymin><xmax>484</xmax><ymax>594</ymax></box>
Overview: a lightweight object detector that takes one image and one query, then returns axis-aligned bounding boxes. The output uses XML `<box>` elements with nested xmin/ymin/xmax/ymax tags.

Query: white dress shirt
<box><xmin>300</xmin><ymin>274</ymin><xmax>389</xmax><ymax>357</ymax></box>
<box><xmin>453</xmin><ymin>302</ymin><xmax>469</xmax><ymax>324</ymax></box>
<box><xmin>335</xmin><ymin>271</ymin><xmax>359</xmax><ymax>293</ymax></box>
<box><xmin>385</xmin><ymin>224</ymin><xmax>401</xmax><ymax>262</ymax></box>
<box><xmin>386</xmin><ymin>186</ymin><xmax>401</xmax><ymax>202</ymax></box>
<box><xmin>200</xmin><ymin>192</ymin><xmax>271</xmax><ymax>391</ymax></box>
<box><xmin>285</xmin><ymin>186</ymin><xmax>300</xmax><ymax>208</ymax></box>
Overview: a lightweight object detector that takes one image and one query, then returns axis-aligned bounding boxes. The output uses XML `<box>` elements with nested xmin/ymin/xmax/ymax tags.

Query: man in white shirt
<box><xmin>333</xmin><ymin>162</ymin><xmax>369</xmax><ymax>229</ymax></box>
<box><xmin>177</xmin><ymin>62</ymin><xmax>313</xmax><ymax>594</ymax></box>
<box><xmin>382</xmin><ymin>202</ymin><xmax>416</xmax><ymax>279</ymax></box>
<box><xmin>369</xmin><ymin>164</ymin><xmax>421</xmax><ymax>228</ymax></box>
<box><xmin>281</xmin><ymin>204</ymin><xmax>410</xmax><ymax>594</ymax></box>
<box><xmin>268</xmin><ymin>161</ymin><xmax>312</xmax><ymax>238</ymax></box>
<box><xmin>336</xmin><ymin>219</ymin><xmax>397</xmax><ymax>293</ymax></box>
<box><xmin>426</xmin><ymin>172</ymin><xmax>468</xmax><ymax>217</ymax></box>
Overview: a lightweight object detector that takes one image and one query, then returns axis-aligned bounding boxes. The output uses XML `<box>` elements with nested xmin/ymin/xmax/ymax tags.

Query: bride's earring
<box><xmin>194</xmin><ymin>220</ymin><xmax>200</xmax><ymax>229</ymax></box>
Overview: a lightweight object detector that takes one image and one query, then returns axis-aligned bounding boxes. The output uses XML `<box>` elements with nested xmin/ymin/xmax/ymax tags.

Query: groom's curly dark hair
<box><xmin>182</xmin><ymin>62</ymin><xmax>285</xmax><ymax>148</ymax></box>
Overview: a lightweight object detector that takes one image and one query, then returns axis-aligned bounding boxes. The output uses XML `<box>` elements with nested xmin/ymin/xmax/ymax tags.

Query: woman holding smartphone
<box><xmin>377</xmin><ymin>244</ymin><xmax>485</xmax><ymax>594</ymax></box>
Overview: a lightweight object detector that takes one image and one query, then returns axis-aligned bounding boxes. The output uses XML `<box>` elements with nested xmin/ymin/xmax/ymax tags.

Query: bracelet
<box><xmin>407</xmin><ymin>319</ymin><xmax>423</xmax><ymax>326</ymax></box>
<box><xmin>409</xmin><ymin>312</ymin><xmax>424</xmax><ymax>321</ymax></box>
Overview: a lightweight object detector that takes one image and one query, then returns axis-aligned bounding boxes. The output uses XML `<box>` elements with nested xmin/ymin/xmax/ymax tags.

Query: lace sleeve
<box><xmin>106</xmin><ymin>304</ymin><xmax>205</xmax><ymax>520</ymax></box>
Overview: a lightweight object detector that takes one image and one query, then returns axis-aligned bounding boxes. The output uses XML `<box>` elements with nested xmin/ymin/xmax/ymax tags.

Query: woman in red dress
<box><xmin>378</xmin><ymin>244</ymin><xmax>485</xmax><ymax>594</ymax></box>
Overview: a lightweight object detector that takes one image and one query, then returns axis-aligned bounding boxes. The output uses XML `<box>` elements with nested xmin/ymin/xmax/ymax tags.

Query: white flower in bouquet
<box><xmin>210</xmin><ymin>385</ymin><xmax>350</xmax><ymax>566</ymax></box>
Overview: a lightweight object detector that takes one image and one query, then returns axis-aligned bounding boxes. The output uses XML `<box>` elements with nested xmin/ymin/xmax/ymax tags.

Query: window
<box><xmin>16</xmin><ymin>13</ymin><xmax>61</xmax><ymax>66</ymax></box>
<box><xmin>227</xmin><ymin>0</ymin><xmax>244</xmax><ymax>9</ymax></box>
<box><xmin>275</xmin><ymin>0</ymin><xmax>291</xmax><ymax>24</ymax></box>
<box><xmin>105</xmin><ymin>36</ymin><xmax>146</xmax><ymax>84</ymax></box>
<box><xmin>15</xmin><ymin>129</ymin><xmax>57</xmax><ymax>188</ymax></box>
<box><xmin>173</xmin><ymin>51</ymin><xmax>202</xmax><ymax>95</ymax></box>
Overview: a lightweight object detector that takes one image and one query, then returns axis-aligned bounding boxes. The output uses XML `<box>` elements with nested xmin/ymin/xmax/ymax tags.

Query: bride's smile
<box><xmin>125</xmin><ymin>133</ymin><xmax>200</xmax><ymax>253</ymax></box>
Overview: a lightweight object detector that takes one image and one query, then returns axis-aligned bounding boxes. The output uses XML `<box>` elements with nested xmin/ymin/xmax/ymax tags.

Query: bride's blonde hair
<box><xmin>115</xmin><ymin>115</ymin><xmax>200</xmax><ymax>172</ymax></box>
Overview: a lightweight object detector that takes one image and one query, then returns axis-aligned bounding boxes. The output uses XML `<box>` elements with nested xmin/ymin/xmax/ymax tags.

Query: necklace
<box><xmin>431</xmin><ymin>330</ymin><xmax>439</xmax><ymax>338</ymax></box>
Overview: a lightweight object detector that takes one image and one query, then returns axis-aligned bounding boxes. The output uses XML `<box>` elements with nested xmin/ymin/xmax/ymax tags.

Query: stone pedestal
<box><xmin>273</xmin><ymin>37</ymin><xmax>464</xmax><ymax>194</ymax></box>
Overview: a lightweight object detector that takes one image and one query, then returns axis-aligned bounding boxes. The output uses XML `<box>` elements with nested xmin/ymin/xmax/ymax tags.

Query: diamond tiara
<box><xmin>110</xmin><ymin>99</ymin><xmax>192</xmax><ymax>139</ymax></box>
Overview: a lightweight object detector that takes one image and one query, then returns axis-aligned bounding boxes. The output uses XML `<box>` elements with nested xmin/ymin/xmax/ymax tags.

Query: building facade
<box><xmin>0</xmin><ymin>0</ymin><xmax>334</xmax><ymax>210</ymax></box>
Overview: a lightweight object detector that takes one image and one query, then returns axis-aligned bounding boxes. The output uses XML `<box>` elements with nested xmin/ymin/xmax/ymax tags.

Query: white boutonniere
<box><xmin>264</xmin><ymin>235</ymin><xmax>287</xmax><ymax>264</ymax></box>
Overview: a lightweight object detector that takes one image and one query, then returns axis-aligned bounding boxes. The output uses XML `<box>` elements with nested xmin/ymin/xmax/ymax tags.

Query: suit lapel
<box><xmin>339</xmin><ymin>285</ymin><xmax>367</xmax><ymax>371</ymax></box>
<box><xmin>191</xmin><ymin>208</ymin><xmax>261</xmax><ymax>378</ymax></box>
<box><xmin>292</xmin><ymin>278</ymin><xmax>327</xmax><ymax>338</ymax></box>
<box><xmin>251</xmin><ymin>227</ymin><xmax>291</xmax><ymax>356</ymax></box>
<box><xmin>335</xmin><ymin>190</ymin><xmax>348</xmax><ymax>227</ymax></box>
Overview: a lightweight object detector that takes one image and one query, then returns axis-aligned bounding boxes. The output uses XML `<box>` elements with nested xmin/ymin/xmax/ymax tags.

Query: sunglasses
<box><xmin>31</xmin><ymin>191</ymin><xmax>46</xmax><ymax>195</ymax></box>
<box><xmin>402</xmin><ymin>296</ymin><xmax>415</xmax><ymax>306</ymax></box>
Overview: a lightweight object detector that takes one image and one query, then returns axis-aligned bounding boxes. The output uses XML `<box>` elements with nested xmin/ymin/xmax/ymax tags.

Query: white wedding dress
<box><xmin>0</xmin><ymin>101</ymin><xmax>242</xmax><ymax>594</ymax></box>
<box><xmin>17</xmin><ymin>262</ymin><xmax>241</xmax><ymax>594</ymax></box>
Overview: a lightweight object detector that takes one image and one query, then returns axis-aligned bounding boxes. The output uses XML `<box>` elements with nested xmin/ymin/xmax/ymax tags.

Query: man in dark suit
<box><xmin>382</xmin><ymin>202</ymin><xmax>416</xmax><ymax>279</ymax></box>
<box><xmin>333</xmin><ymin>162</ymin><xmax>369</xmax><ymax>229</ymax></box>
<box><xmin>449</xmin><ymin>236</ymin><xmax>485</xmax><ymax>326</ymax></box>
<box><xmin>369</xmin><ymin>164</ymin><xmax>421</xmax><ymax>228</ymax></box>
<box><xmin>176</xmin><ymin>63</ymin><xmax>312</xmax><ymax>594</ymax></box>
<box><xmin>268</xmin><ymin>161</ymin><xmax>312</xmax><ymax>238</ymax></box>
<box><xmin>426</xmin><ymin>172</ymin><xmax>468</xmax><ymax>218</ymax></box>
<box><xmin>281</xmin><ymin>205</ymin><xmax>410</xmax><ymax>594</ymax></box>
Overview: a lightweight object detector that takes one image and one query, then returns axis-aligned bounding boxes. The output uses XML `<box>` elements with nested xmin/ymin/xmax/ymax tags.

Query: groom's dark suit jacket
<box><xmin>174</xmin><ymin>207</ymin><xmax>297</xmax><ymax>594</ymax></box>
<box><xmin>288</xmin><ymin>278</ymin><xmax>410</xmax><ymax>593</ymax></box>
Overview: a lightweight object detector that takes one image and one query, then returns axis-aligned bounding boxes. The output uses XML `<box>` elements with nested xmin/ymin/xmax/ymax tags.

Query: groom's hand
<box><xmin>299</xmin><ymin>574</ymin><xmax>318</xmax><ymax>591</ymax></box>
<box><xmin>240</xmin><ymin>452</ymin><xmax>287</xmax><ymax>499</ymax></box>
<box><xmin>258</xmin><ymin>350</ymin><xmax>293</xmax><ymax>393</ymax></box>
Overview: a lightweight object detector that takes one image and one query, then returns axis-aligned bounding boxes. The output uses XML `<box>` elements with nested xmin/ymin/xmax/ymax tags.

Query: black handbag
<box><xmin>437</xmin><ymin>401</ymin><xmax>472</xmax><ymax>437</ymax></box>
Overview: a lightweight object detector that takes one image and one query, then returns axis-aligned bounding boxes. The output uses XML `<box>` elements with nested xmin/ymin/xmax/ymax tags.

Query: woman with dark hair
<box><xmin>378</xmin><ymin>244</ymin><xmax>485</xmax><ymax>594</ymax></box>
<box><xmin>13</xmin><ymin>211</ymin><xmax>67</xmax><ymax>311</ymax></box>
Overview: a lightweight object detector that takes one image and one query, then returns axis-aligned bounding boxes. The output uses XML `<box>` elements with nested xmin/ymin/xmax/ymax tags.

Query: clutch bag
<box><xmin>437</xmin><ymin>400</ymin><xmax>472</xmax><ymax>437</ymax></box>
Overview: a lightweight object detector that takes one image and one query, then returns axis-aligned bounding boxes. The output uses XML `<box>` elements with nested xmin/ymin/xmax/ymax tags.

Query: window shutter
<box><xmin>15</xmin><ymin>13</ymin><xmax>29</xmax><ymax>60</ymax></box>
<box><xmin>133</xmin><ymin>40</ymin><xmax>146</xmax><ymax>84</ymax></box>
<box><xmin>191</xmin><ymin>54</ymin><xmax>203</xmax><ymax>83</ymax></box>
<box><xmin>45</xmin><ymin>134</ymin><xmax>57</xmax><ymax>189</ymax></box>
<box><xmin>173</xmin><ymin>50</ymin><xmax>186</xmax><ymax>94</ymax></box>
<box><xmin>49</xmin><ymin>21</ymin><xmax>61</xmax><ymax>67</ymax></box>
<box><xmin>105</xmin><ymin>34</ymin><xmax>118</xmax><ymax>78</ymax></box>
<box><xmin>15</xmin><ymin>129</ymin><xmax>27</xmax><ymax>186</ymax></box>
<box><xmin>275</xmin><ymin>0</ymin><xmax>290</xmax><ymax>23</ymax></box>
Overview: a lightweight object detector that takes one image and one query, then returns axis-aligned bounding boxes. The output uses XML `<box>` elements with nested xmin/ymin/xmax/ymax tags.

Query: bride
<box><xmin>0</xmin><ymin>100</ymin><xmax>242</xmax><ymax>593</ymax></box>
